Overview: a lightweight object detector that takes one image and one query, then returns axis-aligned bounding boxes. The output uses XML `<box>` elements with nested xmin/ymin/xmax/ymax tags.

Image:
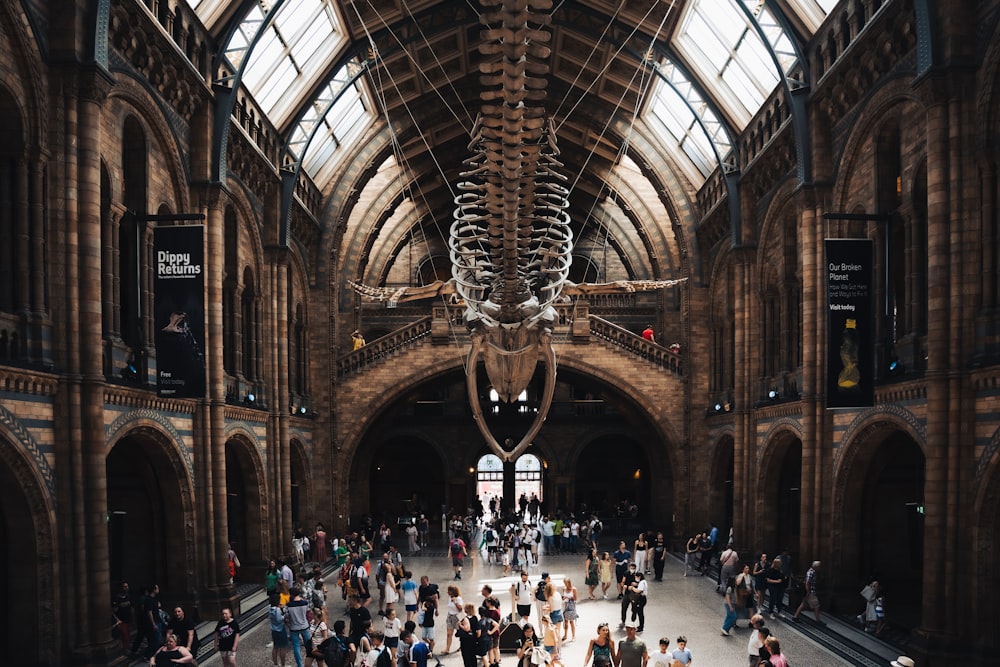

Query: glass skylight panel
<box><xmin>675</xmin><ymin>0</ymin><xmax>785</xmax><ymax>126</ymax></box>
<box><xmin>781</xmin><ymin>0</ymin><xmax>837</xmax><ymax>35</ymax></box>
<box><xmin>290</xmin><ymin>71</ymin><xmax>372</xmax><ymax>188</ymax></box>
<box><xmin>647</xmin><ymin>78</ymin><xmax>717</xmax><ymax>181</ymax></box>
<box><xmin>227</xmin><ymin>0</ymin><xmax>347</xmax><ymax>129</ymax></box>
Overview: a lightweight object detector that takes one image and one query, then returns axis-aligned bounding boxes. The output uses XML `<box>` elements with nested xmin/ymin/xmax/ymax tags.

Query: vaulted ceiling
<box><xmin>188</xmin><ymin>0</ymin><xmax>835</xmax><ymax>285</ymax></box>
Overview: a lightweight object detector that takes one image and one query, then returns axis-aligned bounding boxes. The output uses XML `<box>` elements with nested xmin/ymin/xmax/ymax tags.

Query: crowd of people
<box><xmin>113</xmin><ymin>513</ymin><xmax>902</xmax><ymax>667</ymax></box>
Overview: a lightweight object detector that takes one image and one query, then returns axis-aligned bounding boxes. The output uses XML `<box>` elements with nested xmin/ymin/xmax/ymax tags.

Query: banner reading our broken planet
<box><xmin>826</xmin><ymin>238</ymin><xmax>874</xmax><ymax>408</ymax></box>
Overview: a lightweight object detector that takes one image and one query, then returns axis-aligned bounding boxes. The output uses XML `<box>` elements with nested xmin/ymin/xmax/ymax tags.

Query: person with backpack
<box><xmin>269</xmin><ymin>593</ymin><xmax>290</xmax><ymax>667</ymax></box>
<box><xmin>312</xmin><ymin>619</ymin><xmax>354</xmax><ymax>667</ymax></box>
<box><xmin>449</xmin><ymin>536</ymin><xmax>467</xmax><ymax>581</ymax></box>
<box><xmin>287</xmin><ymin>587</ymin><xmax>313</xmax><ymax>667</ymax></box>
<box><xmin>402</xmin><ymin>629</ymin><xmax>433</xmax><ymax>667</ymax></box>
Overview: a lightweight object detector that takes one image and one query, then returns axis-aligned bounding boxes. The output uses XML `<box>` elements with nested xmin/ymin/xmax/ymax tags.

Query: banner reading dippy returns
<box><xmin>826</xmin><ymin>238</ymin><xmax>874</xmax><ymax>408</ymax></box>
<box><xmin>154</xmin><ymin>225</ymin><xmax>206</xmax><ymax>398</ymax></box>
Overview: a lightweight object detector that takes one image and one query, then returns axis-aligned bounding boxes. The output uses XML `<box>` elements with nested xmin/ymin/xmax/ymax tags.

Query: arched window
<box><xmin>120</xmin><ymin>117</ymin><xmax>148</xmax><ymax>353</ymax></box>
<box><xmin>242</xmin><ymin>268</ymin><xmax>260</xmax><ymax>382</ymax></box>
<box><xmin>223</xmin><ymin>209</ymin><xmax>239</xmax><ymax>375</ymax></box>
<box><xmin>476</xmin><ymin>454</ymin><xmax>504</xmax><ymax>511</ymax></box>
<box><xmin>515</xmin><ymin>454</ymin><xmax>543</xmax><ymax>503</ymax></box>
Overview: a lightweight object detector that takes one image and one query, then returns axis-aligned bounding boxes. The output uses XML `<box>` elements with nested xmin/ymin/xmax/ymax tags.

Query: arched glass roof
<box><xmin>185</xmin><ymin>0</ymin><xmax>839</xmax><ymax>192</ymax></box>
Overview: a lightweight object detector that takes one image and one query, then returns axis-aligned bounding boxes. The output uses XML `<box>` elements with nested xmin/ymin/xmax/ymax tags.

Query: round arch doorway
<box><xmin>0</xmin><ymin>437</ymin><xmax>52</xmax><ymax>665</ymax></box>
<box><xmin>106</xmin><ymin>431</ymin><xmax>190</xmax><ymax>596</ymax></box>
<box><xmin>574</xmin><ymin>436</ymin><xmax>655</xmax><ymax>529</ymax></box>
<box><xmin>367</xmin><ymin>436</ymin><xmax>446</xmax><ymax>526</ymax></box>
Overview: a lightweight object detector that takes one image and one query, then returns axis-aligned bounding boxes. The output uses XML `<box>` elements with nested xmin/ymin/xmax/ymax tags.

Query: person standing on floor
<box><xmin>584</xmin><ymin>548</ymin><xmax>600</xmax><ymax>599</ymax></box>
<box><xmin>286</xmin><ymin>588</ymin><xmax>312</xmax><ymax>667</ymax></box>
<box><xmin>618</xmin><ymin>621</ymin><xmax>648</xmax><ymax>667</ymax></box>
<box><xmin>633</xmin><ymin>532</ymin><xmax>649</xmax><ymax>576</ymax></box>
<box><xmin>598</xmin><ymin>552</ymin><xmax>614</xmax><ymax>599</ymax></box>
<box><xmin>449</xmin><ymin>535</ymin><xmax>468</xmax><ymax>580</ymax></box>
<box><xmin>113</xmin><ymin>581</ymin><xmax>133</xmax><ymax>653</ymax></box>
<box><xmin>752</xmin><ymin>553</ymin><xmax>769</xmax><ymax>611</ymax></box>
<box><xmin>213</xmin><ymin>607</ymin><xmax>241</xmax><ymax>667</ymax></box>
<box><xmin>651</xmin><ymin>532</ymin><xmax>667</xmax><ymax>582</ymax></box>
<box><xmin>627</xmin><ymin>572</ymin><xmax>647</xmax><ymax>633</ymax></box>
<box><xmin>746</xmin><ymin>616</ymin><xmax>766</xmax><ymax>667</ymax></box>
<box><xmin>670</xmin><ymin>636</ymin><xmax>692</xmax><ymax>666</ymax></box>
<box><xmin>613</xmin><ymin>542</ymin><xmax>633</xmax><ymax>599</ymax></box>
<box><xmin>619</xmin><ymin>562</ymin><xmax>638</xmax><ymax>623</ymax></box>
<box><xmin>765</xmin><ymin>559</ymin><xmax>787</xmax><ymax>619</ymax></box>
<box><xmin>792</xmin><ymin>561</ymin><xmax>823</xmax><ymax>624</ymax></box>
<box><xmin>683</xmin><ymin>534</ymin><xmax>700</xmax><ymax>578</ymax></box>
<box><xmin>512</xmin><ymin>570</ymin><xmax>534</xmax><ymax>624</ymax></box>
<box><xmin>721</xmin><ymin>576</ymin><xmax>738</xmax><ymax>636</ymax></box>
<box><xmin>583</xmin><ymin>622</ymin><xmax>616</xmax><ymax>667</ymax></box>
<box><xmin>560</xmin><ymin>578</ymin><xmax>578</xmax><ymax>642</ymax></box>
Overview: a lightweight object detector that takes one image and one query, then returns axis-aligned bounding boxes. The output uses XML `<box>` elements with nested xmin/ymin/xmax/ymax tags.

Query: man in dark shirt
<box><xmin>112</xmin><ymin>581</ymin><xmax>133</xmax><ymax>652</ymax></box>
<box><xmin>349</xmin><ymin>595</ymin><xmax>374</xmax><ymax>647</ymax></box>
<box><xmin>166</xmin><ymin>605</ymin><xmax>198</xmax><ymax>653</ymax></box>
<box><xmin>619</xmin><ymin>563</ymin><xmax>638</xmax><ymax>628</ymax></box>
<box><xmin>613</xmin><ymin>542</ymin><xmax>632</xmax><ymax>598</ymax></box>
<box><xmin>418</xmin><ymin>576</ymin><xmax>440</xmax><ymax>606</ymax></box>
<box><xmin>131</xmin><ymin>583</ymin><xmax>161</xmax><ymax>658</ymax></box>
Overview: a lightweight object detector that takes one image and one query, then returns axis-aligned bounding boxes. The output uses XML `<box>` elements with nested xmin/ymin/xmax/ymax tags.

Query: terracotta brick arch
<box><xmin>106</xmin><ymin>423</ymin><xmax>198</xmax><ymax>597</ymax></box>
<box><xmin>333</xmin><ymin>337</ymin><xmax>685</xmax><ymax>474</ymax></box>
<box><xmin>347</xmin><ymin>428</ymin><xmax>449</xmax><ymax>523</ymax></box>
<box><xmin>972</xmin><ymin>431</ymin><xmax>1000</xmax><ymax>653</ymax></box>
<box><xmin>224</xmin><ymin>432</ymin><xmax>269</xmax><ymax>567</ymax></box>
<box><xmin>0</xmin><ymin>430</ymin><xmax>57</xmax><ymax>666</ymax></box>
<box><xmin>829</xmin><ymin>410</ymin><xmax>926</xmax><ymax>616</ymax></box>
<box><xmin>754</xmin><ymin>425</ymin><xmax>803</xmax><ymax>557</ymax></box>
<box><xmin>332</xmin><ymin>335</ymin><xmax>687</xmax><ymax>526</ymax></box>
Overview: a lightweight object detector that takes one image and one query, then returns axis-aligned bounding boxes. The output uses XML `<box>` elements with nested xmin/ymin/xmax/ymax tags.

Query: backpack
<box><xmin>376</xmin><ymin>561</ymin><xmax>388</xmax><ymax>586</ymax></box>
<box><xmin>312</xmin><ymin>588</ymin><xmax>325</xmax><ymax>609</ymax></box>
<box><xmin>451</xmin><ymin>540</ymin><xmax>463</xmax><ymax>555</ymax></box>
<box><xmin>592</xmin><ymin>521</ymin><xmax>602</xmax><ymax>535</ymax></box>
<box><xmin>485</xmin><ymin>530</ymin><xmax>495</xmax><ymax>543</ymax></box>
<box><xmin>375</xmin><ymin>647</ymin><xmax>394</xmax><ymax>667</ymax></box>
<box><xmin>325</xmin><ymin>635</ymin><xmax>348</xmax><ymax>667</ymax></box>
<box><xmin>535</xmin><ymin>581</ymin><xmax>546</xmax><ymax>601</ymax></box>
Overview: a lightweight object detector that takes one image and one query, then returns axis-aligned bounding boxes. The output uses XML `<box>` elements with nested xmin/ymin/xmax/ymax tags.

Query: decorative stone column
<box><xmin>65</xmin><ymin>65</ymin><xmax>119</xmax><ymax>665</ymax></box>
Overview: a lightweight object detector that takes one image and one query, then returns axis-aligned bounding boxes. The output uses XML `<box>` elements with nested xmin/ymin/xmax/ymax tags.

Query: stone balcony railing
<box><xmin>338</xmin><ymin>301</ymin><xmax>683</xmax><ymax>377</ymax></box>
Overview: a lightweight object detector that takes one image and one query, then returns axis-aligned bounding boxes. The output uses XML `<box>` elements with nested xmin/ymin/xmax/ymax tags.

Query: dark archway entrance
<box><xmin>290</xmin><ymin>439</ymin><xmax>310</xmax><ymax>529</ymax></box>
<box><xmin>575</xmin><ymin>436</ymin><xmax>653</xmax><ymax>528</ymax></box>
<box><xmin>225</xmin><ymin>437</ymin><xmax>265</xmax><ymax>568</ymax></box>
<box><xmin>858</xmin><ymin>431</ymin><xmax>924</xmax><ymax>629</ymax></box>
<box><xmin>759</xmin><ymin>435</ymin><xmax>801</xmax><ymax>558</ymax></box>
<box><xmin>107</xmin><ymin>432</ymin><xmax>188</xmax><ymax>595</ymax></box>
<box><xmin>368</xmin><ymin>436</ymin><xmax>446</xmax><ymax>525</ymax></box>
<box><xmin>709</xmin><ymin>436</ymin><xmax>734</xmax><ymax>546</ymax></box>
<box><xmin>0</xmin><ymin>439</ymin><xmax>42</xmax><ymax>665</ymax></box>
<box><xmin>776</xmin><ymin>441</ymin><xmax>802</xmax><ymax>556</ymax></box>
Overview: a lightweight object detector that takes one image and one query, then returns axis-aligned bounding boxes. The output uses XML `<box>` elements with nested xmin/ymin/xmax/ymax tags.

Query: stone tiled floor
<box><xmin>187</xmin><ymin>546</ymin><xmax>901</xmax><ymax>667</ymax></box>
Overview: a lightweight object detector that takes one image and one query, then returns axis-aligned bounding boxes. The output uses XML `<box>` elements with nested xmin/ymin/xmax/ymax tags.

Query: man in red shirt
<box><xmin>449</xmin><ymin>536</ymin><xmax>467</xmax><ymax>580</ymax></box>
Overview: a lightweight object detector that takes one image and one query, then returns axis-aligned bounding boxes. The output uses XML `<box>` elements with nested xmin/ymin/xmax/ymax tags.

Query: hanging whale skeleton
<box><xmin>351</xmin><ymin>0</ymin><xmax>685</xmax><ymax>461</ymax></box>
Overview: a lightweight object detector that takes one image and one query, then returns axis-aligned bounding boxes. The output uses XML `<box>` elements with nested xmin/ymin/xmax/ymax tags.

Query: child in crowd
<box><xmin>670</xmin><ymin>636</ymin><xmax>692</xmax><ymax>666</ymax></box>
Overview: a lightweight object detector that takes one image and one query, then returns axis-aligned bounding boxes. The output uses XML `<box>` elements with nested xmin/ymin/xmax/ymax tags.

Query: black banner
<box><xmin>826</xmin><ymin>239</ymin><xmax>874</xmax><ymax>408</ymax></box>
<box><xmin>154</xmin><ymin>225</ymin><xmax>206</xmax><ymax>398</ymax></box>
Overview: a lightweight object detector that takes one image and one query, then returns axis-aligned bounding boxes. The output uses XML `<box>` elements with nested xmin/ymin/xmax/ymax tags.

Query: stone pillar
<box><xmin>69</xmin><ymin>66</ymin><xmax>118</xmax><ymax>664</ymax></box>
<box><xmin>269</xmin><ymin>246</ymin><xmax>292</xmax><ymax>555</ymax></box>
<box><xmin>200</xmin><ymin>193</ymin><xmax>238</xmax><ymax>617</ymax></box>
<box><xmin>797</xmin><ymin>188</ymin><xmax>823</xmax><ymax>561</ymax></box>
<box><xmin>914</xmin><ymin>72</ymin><xmax>956</xmax><ymax>650</ymax></box>
<box><xmin>731</xmin><ymin>248</ymin><xmax>754</xmax><ymax>543</ymax></box>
